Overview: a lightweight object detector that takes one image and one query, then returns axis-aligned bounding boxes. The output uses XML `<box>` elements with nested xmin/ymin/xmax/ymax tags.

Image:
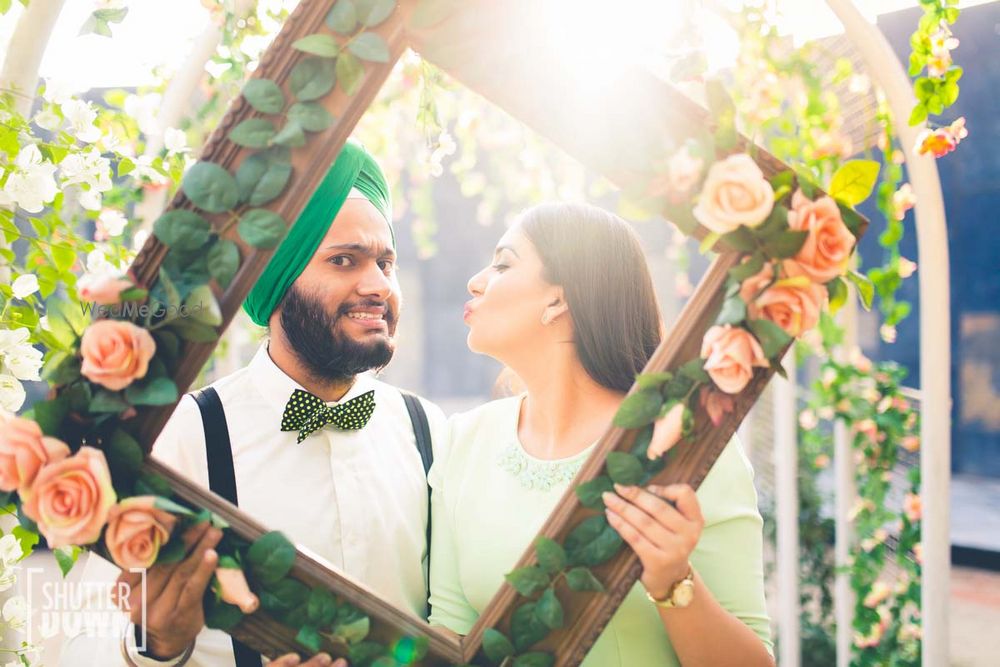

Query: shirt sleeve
<box><xmin>427</xmin><ymin>415</ymin><xmax>481</xmax><ymax>634</ymax></box>
<box><xmin>691</xmin><ymin>437</ymin><xmax>774</xmax><ymax>656</ymax></box>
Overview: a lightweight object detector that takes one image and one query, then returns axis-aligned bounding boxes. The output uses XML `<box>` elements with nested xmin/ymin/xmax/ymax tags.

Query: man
<box><xmin>63</xmin><ymin>142</ymin><xmax>445</xmax><ymax>667</ymax></box>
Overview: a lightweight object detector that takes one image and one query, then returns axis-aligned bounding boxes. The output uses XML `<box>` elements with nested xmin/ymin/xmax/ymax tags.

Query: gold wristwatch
<box><xmin>645</xmin><ymin>564</ymin><xmax>695</xmax><ymax>609</ymax></box>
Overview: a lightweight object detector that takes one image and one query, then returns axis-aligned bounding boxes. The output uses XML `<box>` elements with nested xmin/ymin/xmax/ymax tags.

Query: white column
<box><xmin>774</xmin><ymin>351</ymin><xmax>800</xmax><ymax>667</ymax></box>
<box><xmin>834</xmin><ymin>418</ymin><xmax>856</xmax><ymax>666</ymax></box>
<box><xmin>823</xmin><ymin>3</ymin><xmax>952</xmax><ymax>664</ymax></box>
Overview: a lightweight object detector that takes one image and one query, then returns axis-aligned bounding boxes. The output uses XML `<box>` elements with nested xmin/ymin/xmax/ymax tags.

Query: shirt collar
<box><xmin>248</xmin><ymin>341</ymin><xmax>375</xmax><ymax>409</ymax></box>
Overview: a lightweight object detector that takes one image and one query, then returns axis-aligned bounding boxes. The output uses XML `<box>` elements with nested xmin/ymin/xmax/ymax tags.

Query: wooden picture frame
<box><xmin>107</xmin><ymin>0</ymin><xmax>869</xmax><ymax>664</ymax></box>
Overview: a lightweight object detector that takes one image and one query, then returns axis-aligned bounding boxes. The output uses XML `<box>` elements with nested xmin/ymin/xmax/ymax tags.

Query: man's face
<box><xmin>275</xmin><ymin>198</ymin><xmax>401</xmax><ymax>382</ymax></box>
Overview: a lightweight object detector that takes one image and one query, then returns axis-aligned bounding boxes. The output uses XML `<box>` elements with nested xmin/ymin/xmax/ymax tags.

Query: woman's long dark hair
<box><xmin>519</xmin><ymin>202</ymin><xmax>662</xmax><ymax>393</ymax></box>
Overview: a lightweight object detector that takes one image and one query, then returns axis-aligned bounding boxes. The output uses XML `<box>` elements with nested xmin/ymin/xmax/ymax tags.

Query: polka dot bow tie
<box><xmin>280</xmin><ymin>388</ymin><xmax>376</xmax><ymax>443</ymax></box>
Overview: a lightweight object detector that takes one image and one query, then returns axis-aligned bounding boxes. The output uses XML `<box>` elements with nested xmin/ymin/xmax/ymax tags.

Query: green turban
<box><xmin>242</xmin><ymin>141</ymin><xmax>393</xmax><ymax>327</ymax></box>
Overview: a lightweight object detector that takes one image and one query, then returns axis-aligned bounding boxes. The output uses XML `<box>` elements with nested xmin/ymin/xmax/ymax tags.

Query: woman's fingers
<box><xmin>601</xmin><ymin>489</ymin><xmax>676</xmax><ymax>551</ymax></box>
<box><xmin>652</xmin><ymin>484</ymin><xmax>704</xmax><ymax>525</ymax></box>
<box><xmin>605</xmin><ymin>507</ymin><xmax>662</xmax><ymax>564</ymax></box>
<box><xmin>612</xmin><ymin>483</ymin><xmax>687</xmax><ymax>533</ymax></box>
<box><xmin>269</xmin><ymin>653</ymin><xmax>341</xmax><ymax>666</ymax></box>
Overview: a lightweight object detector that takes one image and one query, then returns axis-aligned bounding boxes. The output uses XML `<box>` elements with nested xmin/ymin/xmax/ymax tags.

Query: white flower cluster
<box><xmin>0</xmin><ymin>327</ymin><xmax>43</xmax><ymax>412</ymax></box>
<box><xmin>0</xmin><ymin>533</ymin><xmax>27</xmax><ymax>640</ymax></box>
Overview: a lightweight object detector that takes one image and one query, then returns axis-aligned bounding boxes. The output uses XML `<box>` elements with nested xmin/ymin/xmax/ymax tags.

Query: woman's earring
<box><xmin>541</xmin><ymin>312</ymin><xmax>551</xmax><ymax>326</ymax></box>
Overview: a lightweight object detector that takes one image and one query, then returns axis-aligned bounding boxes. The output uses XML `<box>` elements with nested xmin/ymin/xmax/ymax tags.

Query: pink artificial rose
<box><xmin>739</xmin><ymin>261</ymin><xmax>827</xmax><ymax>338</ymax></box>
<box><xmin>80</xmin><ymin>320</ymin><xmax>156</xmax><ymax>391</ymax></box>
<box><xmin>786</xmin><ymin>190</ymin><xmax>856</xmax><ymax>283</ymax></box>
<box><xmin>700</xmin><ymin>325</ymin><xmax>769</xmax><ymax>395</ymax></box>
<box><xmin>646</xmin><ymin>402</ymin><xmax>685</xmax><ymax>460</ymax></box>
<box><xmin>0</xmin><ymin>412</ymin><xmax>70</xmax><ymax>493</ymax></box>
<box><xmin>903</xmin><ymin>493</ymin><xmax>922</xmax><ymax>522</ymax></box>
<box><xmin>21</xmin><ymin>446</ymin><xmax>117</xmax><ymax>548</ymax></box>
<box><xmin>863</xmin><ymin>581</ymin><xmax>891</xmax><ymax>608</ymax></box>
<box><xmin>698</xmin><ymin>386</ymin><xmax>735</xmax><ymax>427</ymax></box>
<box><xmin>77</xmin><ymin>273</ymin><xmax>134</xmax><ymax>306</ymax></box>
<box><xmin>693</xmin><ymin>153</ymin><xmax>775</xmax><ymax>234</ymax></box>
<box><xmin>104</xmin><ymin>496</ymin><xmax>178</xmax><ymax>570</ymax></box>
<box><xmin>215</xmin><ymin>567</ymin><xmax>260</xmax><ymax>614</ymax></box>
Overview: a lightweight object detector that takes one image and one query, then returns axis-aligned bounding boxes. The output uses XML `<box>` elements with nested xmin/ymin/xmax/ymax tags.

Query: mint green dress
<box><xmin>428</xmin><ymin>396</ymin><xmax>773</xmax><ymax>665</ymax></box>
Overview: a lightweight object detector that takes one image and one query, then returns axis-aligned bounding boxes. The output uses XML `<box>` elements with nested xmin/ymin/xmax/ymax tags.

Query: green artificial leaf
<box><xmin>565</xmin><ymin>566</ymin><xmax>605</xmax><ymax>593</ymax></box>
<box><xmin>348</xmin><ymin>31</ymin><xmax>390</xmax><ymax>62</ymax></box>
<box><xmin>827</xmin><ymin>276</ymin><xmax>848</xmax><ymax>314</ymax></box>
<box><xmin>135</xmin><ymin>471</ymin><xmax>173</xmax><ymax>498</ymax></box>
<box><xmin>716</xmin><ymin>293</ymin><xmax>747</xmax><ymax>326</ymax></box>
<box><xmin>613</xmin><ymin>389</ymin><xmax>663</xmax><ymax>429</ymax></box>
<box><xmin>42</xmin><ymin>353</ymin><xmax>81</xmax><ymax>386</ymax></box>
<box><xmin>356</xmin><ymin>0</ymin><xmax>395</xmax><ymax>26</ymax></box>
<box><xmin>207</xmin><ymin>239</ymin><xmax>241</xmax><ymax>288</ymax></box>
<box><xmin>830</xmin><ymin>159</ymin><xmax>881</xmax><ymax>206</ymax></box>
<box><xmin>228</xmin><ymin>118</ymin><xmax>276</xmax><ymax>149</ymax></box>
<box><xmin>535</xmin><ymin>588</ymin><xmax>564</xmax><ymax>630</ymax></box>
<box><xmin>336</xmin><ymin>52</ymin><xmax>364</xmax><ymax>95</ymax></box>
<box><xmin>150</xmin><ymin>496</ymin><xmax>195</xmax><ymax>517</ymax></box>
<box><xmin>747</xmin><ymin>319</ymin><xmax>792</xmax><ymax>359</ymax></box>
<box><xmin>762</xmin><ymin>230</ymin><xmax>809</xmax><ymax>259</ymax></box>
<box><xmin>755</xmin><ymin>205</ymin><xmax>789</xmax><ymax>239</ymax></box>
<box><xmin>719</xmin><ymin>226</ymin><xmax>756</xmax><ymax>253</ymax></box>
<box><xmin>605</xmin><ymin>451</ymin><xmax>644</xmax><ymax>486</ymax></box>
<box><xmin>260</xmin><ymin>578</ymin><xmax>310</xmax><ymax>613</ymax></box>
<box><xmin>510</xmin><ymin>602</ymin><xmax>548</xmax><ymax>652</ymax></box>
<box><xmin>238</xmin><ymin>209</ymin><xmax>288</xmax><ymax>249</ymax></box>
<box><xmin>630</xmin><ymin>423</ymin><xmax>655</xmax><ymax>459</ymax></box>
<box><xmin>242</xmin><ymin>78</ymin><xmax>285</xmax><ymax>114</ymax></box>
<box><xmin>54</xmin><ymin>545</ymin><xmax>82</xmax><ymax>577</ymax></box>
<box><xmin>677</xmin><ymin>358</ymin><xmax>710</xmax><ymax>384</ymax></box>
<box><xmin>182</xmin><ymin>162</ymin><xmax>240</xmax><ymax>213</ymax></box>
<box><xmin>51</xmin><ymin>243</ymin><xmax>76</xmax><ymax>272</ymax></box>
<box><xmin>327</xmin><ymin>0</ymin><xmax>358</xmax><ymax>34</ymax></box>
<box><xmin>236</xmin><ymin>146</ymin><xmax>293</xmax><ymax>206</ymax></box>
<box><xmin>247</xmin><ymin>531</ymin><xmax>297</xmax><ymax>585</ymax></box>
<box><xmin>390</xmin><ymin>635</ymin><xmax>429</xmax><ymax>663</ymax></box>
<box><xmin>185</xmin><ymin>285</ymin><xmax>223</xmax><ymax>327</ymax></box>
<box><xmin>272</xmin><ymin>120</ymin><xmax>306</xmax><ymax>148</ymax></box>
<box><xmin>565</xmin><ymin>515</ymin><xmax>624</xmax><ymax>567</ymax></box>
<box><xmin>124</xmin><ymin>377</ymin><xmax>179</xmax><ymax>406</ymax></box>
<box><xmin>106</xmin><ymin>429</ymin><xmax>144</xmax><ymax>488</ymax></box>
<box><xmin>169</xmin><ymin>318</ymin><xmax>219</xmax><ymax>343</ymax></box>
<box><xmin>534</xmin><ymin>537</ymin><xmax>567</xmax><ymax>575</ymax></box>
<box><xmin>11</xmin><ymin>524</ymin><xmax>39</xmax><ymax>560</ymax></box>
<box><xmin>575</xmin><ymin>475</ymin><xmax>614</xmax><ymax>510</ymax></box>
<box><xmin>333</xmin><ymin>612</ymin><xmax>371</xmax><ymax>644</ymax></box>
<box><xmin>296</xmin><ymin>625</ymin><xmax>322</xmax><ymax>653</ymax></box>
<box><xmin>729</xmin><ymin>253</ymin><xmax>765</xmax><ymax>282</ymax></box>
<box><xmin>837</xmin><ymin>202</ymin><xmax>866</xmax><ymax>237</ymax></box>
<box><xmin>293</xmin><ymin>33</ymin><xmax>341</xmax><ymax>58</ymax></box>
<box><xmin>153</xmin><ymin>210</ymin><xmax>212</xmax><ymax>252</ymax></box>
<box><xmin>513</xmin><ymin>652</ymin><xmax>555</xmax><ymax>667</ymax></box>
<box><xmin>288</xmin><ymin>102</ymin><xmax>335</xmax><ymax>133</ymax></box>
<box><xmin>482</xmin><ymin>628</ymin><xmax>515</xmax><ymax>663</ymax></box>
<box><xmin>89</xmin><ymin>390</ymin><xmax>129</xmax><ymax>414</ymax></box>
<box><xmin>635</xmin><ymin>371</ymin><xmax>672</xmax><ymax>391</ymax></box>
<box><xmin>117</xmin><ymin>156</ymin><xmax>136</xmax><ymax>177</ymax></box>
<box><xmin>847</xmin><ymin>270</ymin><xmax>875</xmax><ymax>310</ymax></box>
<box><xmin>504</xmin><ymin>565</ymin><xmax>549</xmax><ymax>596</ymax></box>
<box><xmin>289</xmin><ymin>56</ymin><xmax>338</xmax><ymax>102</ymax></box>
<box><xmin>307</xmin><ymin>587</ymin><xmax>338</xmax><ymax>626</ymax></box>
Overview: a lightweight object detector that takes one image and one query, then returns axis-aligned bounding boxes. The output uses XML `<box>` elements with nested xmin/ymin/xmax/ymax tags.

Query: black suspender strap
<box><xmin>401</xmin><ymin>393</ymin><xmax>434</xmax><ymax>585</ymax></box>
<box><xmin>191</xmin><ymin>387</ymin><xmax>263</xmax><ymax>667</ymax></box>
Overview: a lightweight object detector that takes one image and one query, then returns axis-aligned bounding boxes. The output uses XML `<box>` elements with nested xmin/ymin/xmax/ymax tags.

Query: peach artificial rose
<box><xmin>786</xmin><ymin>189</ymin><xmax>856</xmax><ymax>283</ymax></box>
<box><xmin>77</xmin><ymin>273</ymin><xmax>134</xmax><ymax>306</ymax></box>
<box><xmin>21</xmin><ymin>446</ymin><xmax>117</xmax><ymax>547</ymax></box>
<box><xmin>104</xmin><ymin>496</ymin><xmax>178</xmax><ymax>569</ymax></box>
<box><xmin>692</xmin><ymin>153</ymin><xmax>775</xmax><ymax>234</ymax></box>
<box><xmin>0</xmin><ymin>412</ymin><xmax>70</xmax><ymax>493</ymax></box>
<box><xmin>215</xmin><ymin>566</ymin><xmax>260</xmax><ymax>614</ymax></box>
<box><xmin>700</xmin><ymin>324</ymin><xmax>769</xmax><ymax>395</ymax></box>
<box><xmin>739</xmin><ymin>261</ymin><xmax>827</xmax><ymax>338</ymax></box>
<box><xmin>646</xmin><ymin>402</ymin><xmax>685</xmax><ymax>460</ymax></box>
<box><xmin>80</xmin><ymin>320</ymin><xmax>156</xmax><ymax>391</ymax></box>
<box><xmin>698</xmin><ymin>386</ymin><xmax>735</xmax><ymax>427</ymax></box>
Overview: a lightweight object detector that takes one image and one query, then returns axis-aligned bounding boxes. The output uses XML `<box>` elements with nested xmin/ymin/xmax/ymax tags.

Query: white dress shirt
<box><xmin>60</xmin><ymin>342</ymin><xmax>446</xmax><ymax>666</ymax></box>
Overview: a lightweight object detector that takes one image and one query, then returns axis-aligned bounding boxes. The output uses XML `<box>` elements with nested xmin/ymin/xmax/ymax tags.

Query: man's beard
<box><xmin>278</xmin><ymin>284</ymin><xmax>396</xmax><ymax>383</ymax></box>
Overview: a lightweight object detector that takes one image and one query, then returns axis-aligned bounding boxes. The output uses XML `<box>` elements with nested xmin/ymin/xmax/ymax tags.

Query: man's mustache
<box><xmin>334</xmin><ymin>300</ymin><xmax>397</xmax><ymax>325</ymax></box>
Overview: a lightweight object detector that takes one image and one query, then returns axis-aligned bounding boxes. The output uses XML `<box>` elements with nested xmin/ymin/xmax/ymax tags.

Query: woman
<box><xmin>429</xmin><ymin>203</ymin><xmax>774</xmax><ymax>665</ymax></box>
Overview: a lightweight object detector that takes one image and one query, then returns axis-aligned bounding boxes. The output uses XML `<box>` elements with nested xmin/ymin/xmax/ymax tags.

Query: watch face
<box><xmin>673</xmin><ymin>580</ymin><xmax>695</xmax><ymax>608</ymax></box>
